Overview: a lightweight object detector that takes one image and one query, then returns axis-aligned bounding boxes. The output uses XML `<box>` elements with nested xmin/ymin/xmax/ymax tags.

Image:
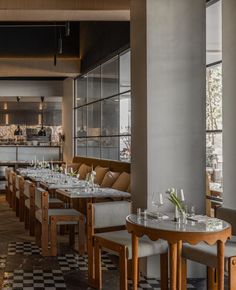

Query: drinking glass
<box><xmin>152</xmin><ymin>192</ymin><xmax>164</xmax><ymax>219</ymax></box>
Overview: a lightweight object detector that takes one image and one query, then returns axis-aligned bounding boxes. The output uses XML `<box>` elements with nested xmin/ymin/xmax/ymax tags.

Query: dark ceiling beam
<box><xmin>0</xmin><ymin>57</ymin><xmax>80</xmax><ymax>77</ymax></box>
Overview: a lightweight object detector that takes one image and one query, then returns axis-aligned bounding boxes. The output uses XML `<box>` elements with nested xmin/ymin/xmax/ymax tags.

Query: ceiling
<box><xmin>0</xmin><ymin>22</ymin><xmax>80</xmax><ymax>58</ymax></box>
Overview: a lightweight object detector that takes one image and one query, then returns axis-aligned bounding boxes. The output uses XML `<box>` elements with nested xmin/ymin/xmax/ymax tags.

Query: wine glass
<box><xmin>152</xmin><ymin>192</ymin><xmax>164</xmax><ymax>219</ymax></box>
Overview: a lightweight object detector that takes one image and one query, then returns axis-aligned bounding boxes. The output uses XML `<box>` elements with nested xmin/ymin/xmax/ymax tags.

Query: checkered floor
<box><xmin>1</xmin><ymin>241</ymin><xmax>210</xmax><ymax>290</ymax></box>
<box><xmin>58</xmin><ymin>252</ymin><xmax>118</xmax><ymax>272</ymax></box>
<box><xmin>127</xmin><ymin>276</ymin><xmax>203</xmax><ymax>290</ymax></box>
<box><xmin>8</xmin><ymin>241</ymin><xmax>41</xmax><ymax>256</ymax></box>
<box><xmin>2</xmin><ymin>269</ymin><xmax>66</xmax><ymax>290</ymax></box>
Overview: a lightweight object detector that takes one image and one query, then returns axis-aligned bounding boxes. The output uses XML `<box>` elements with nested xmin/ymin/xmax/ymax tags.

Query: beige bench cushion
<box><xmin>78</xmin><ymin>163</ymin><xmax>91</xmax><ymax>180</ymax></box>
<box><xmin>101</xmin><ymin>171</ymin><xmax>120</xmax><ymax>188</ymax></box>
<box><xmin>95</xmin><ymin>166</ymin><xmax>109</xmax><ymax>185</ymax></box>
<box><xmin>95</xmin><ymin>230</ymin><xmax>168</xmax><ymax>260</ymax></box>
<box><xmin>112</xmin><ymin>172</ymin><xmax>130</xmax><ymax>191</ymax></box>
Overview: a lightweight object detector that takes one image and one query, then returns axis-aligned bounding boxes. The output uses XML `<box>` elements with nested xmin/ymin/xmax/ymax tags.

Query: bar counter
<box><xmin>0</xmin><ymin>145</ymin><xmax>61</xmax><ymax>162</ymax></box>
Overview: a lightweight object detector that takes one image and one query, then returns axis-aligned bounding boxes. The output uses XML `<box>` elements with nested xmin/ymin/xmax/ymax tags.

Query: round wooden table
<box><xmin>126</xmin><ymin>214</ymin><xmax>231</xmax><ymax>290</ymax></box>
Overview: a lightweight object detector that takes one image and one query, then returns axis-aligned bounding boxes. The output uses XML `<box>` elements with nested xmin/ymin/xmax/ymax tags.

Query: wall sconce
<box><xmin>38</xmin><ymin>114</ymin><xmax>42</xmax><ymax>125</ymax></box>
<box><xmin>3</xmin><ymin>102</ymin><xmax>7</xmax><ymax>110</ymax></box>
<box><xmin>5</xmin><ymin>114</ymin><xmax>9</xmax><ymax>125</ymax></box>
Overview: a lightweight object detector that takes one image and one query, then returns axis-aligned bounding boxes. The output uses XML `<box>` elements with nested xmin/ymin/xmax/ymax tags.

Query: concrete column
<box><xmin>222</xmin><ymin>0</ymin><xmax>236</xmax><ymax>209</ymax></box>
<box><xmin>62</xmin><ymin>78</ymin><xmax>74</xmax><ymax>162</ymax></box>
<box><xmin>131</xmin><ymin>0</ymin><xmax>206</xmax><ymax>276</ymax></box>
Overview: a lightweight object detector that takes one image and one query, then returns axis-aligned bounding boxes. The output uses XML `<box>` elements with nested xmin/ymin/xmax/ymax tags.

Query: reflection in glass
<box><xmin>88</xmin><ymin>67</ymin><xmax>101</xmax><ymax>103</ymax></box>
<box><xmin>120</xmin><ymin>136</ymin><xmax>131</xmax><ymax>162</ymax></box>
<box><xmin>101</xmin><ymin>137</ymin><xmax>119</xmax><ymax>160</ymax></box>
<box><xmin>76</xmin><ymin>138</ymin><xmax>87</xmax><ymax>156</ymax></box>
<box><xmin>120</xmin><ymin>92</ymin><xmax>131</xmax><ymax>135</ymax></box>
<box><xmin>206</xmin><ymin>63</ymin><xmax>222</xmax><ymax>131</ymax></box>
<box><xmin>87</xmin><ymin>138</ymin><xmax>100</xmax><ymax>158</ymax></box>
<box><xmin>101</xmin><ymin>56</ymin><xmax>119</xmax><ymax>98</ymax></box>
<box><xmin>120</xmin><ymin>51</ymin><xmax>131</xmax><ymax>93</ymax></box>
<box><xmin>76</xmin><ymin>107</ymin><xmax>87</xmax><ymax>137</ymax></box>
<box><xmin>101</xmin><ymin>97</ymin><xmax>119</xmax><ymax>136</ymax></box>
<box><xmin>87</xmin><ymin>103</ymin><xmax>101</xmax><ymax>136</ymax></box>
<box><xmin>206</xmin><ymin>132</ymin><xmax>222</xmax><ymax>169</ymax></box>
<box><xmin>76</xmin><ymin>76</ymin><xmax>87</xmax><ymax>107</ymax></box>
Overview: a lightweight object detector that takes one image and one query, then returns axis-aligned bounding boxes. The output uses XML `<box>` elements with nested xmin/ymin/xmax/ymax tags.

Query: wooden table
<box><xmin>126</xmin><ymin>214</ymin><xmax>231</xmax><ymax>290</ymax></box>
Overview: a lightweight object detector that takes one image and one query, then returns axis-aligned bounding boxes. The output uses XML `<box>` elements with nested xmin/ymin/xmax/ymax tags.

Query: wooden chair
<box><xmin>34</xmin><ymin>187</ymin><xmax>85</xmax><ymax>256</ymax></box>
<box><xmin>5</xmin><ymin>167</ymin><xmax>11</xmax><ymax>203</ymax></box>
<box><xmin>87</xmin><ymin>201</ymin><xmax>169</xmax><ymax>290</ymax></box>
<box><xmin>24</xmin><ymin>180</ymin><xmax>34</xmax><ymax>234</ymax></box>
<box><xmin>182</xmin><ymin>207</ymin><xmax>236</xmax><ymax>290</ymax></box>
<box><xmin>11</xmin><ymin>171</ymin><xmax>17</xmax><ymax>211</ymax></box>
<box><xmin>15</xmin><ymin>175</ymin><xmax>25</xmax><ymax>221</ymax></box>
<box><xmin>7</xmin><ymin>170</ymin><xmax>15</xmax><ymax>209</ymax></box>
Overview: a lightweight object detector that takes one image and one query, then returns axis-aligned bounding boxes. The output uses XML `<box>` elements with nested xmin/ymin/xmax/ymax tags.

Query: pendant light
<box><xmin>14</xmin><ymin>97</ymin><xmax>23</xmax><ymax>135</ymax></box>
<box><xmin>38</xmin><ymin>96</ymin><xmax>46</xmax><ymax>136</ymax></box>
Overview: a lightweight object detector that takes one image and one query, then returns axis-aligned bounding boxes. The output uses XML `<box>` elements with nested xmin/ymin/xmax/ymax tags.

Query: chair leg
<box><xmin>50</xmin><ymin>217</ymin><xmax>57</xmax><ymax>256</ymax></box>
<box><xmin>41</xmin><ymin>222</ymin><xmax>49</xmax><ymax>257</ymax></box>
<box><xmin>29</xmin><ymin>206</ymin><xmax>35</xmax><ymax>236</ymax></box>
<box><xmin>181</xmin><ymin>257</ymin><xmax>187</xmax><ymax>290</ymax></box>
<box><xmin>228</xmin><ymin>257</ymin><xmax>236</xmax><ymax>290</ymax></box>
<box><xmin>69</xmin><ymin>225</ymin><xmax>75</xmax><ymax>247</ymax></box>
<box><xmin>207</xmin><ymin>267</ymin><xmax>217</xmax><ymax>290</ymax></box>
<box><xmin>119</xmin><ymin>248</ymin><xmax>128</xmax><ymax>290</ymax></box>
<box><xmin>78</xmin><ymin>218</ymin><xmax>85</xmax><ymax>255</ymax></box>
<box><xmin>35</xmin><ymin>220</ymin><xmax>41</xmax><ymax>247</ymax></box>
<box><xmin>94</xmin><ymin>240</ymin><xmax>102</xmax><ymax>290</ymax></box>
<box><xmin>160</xmin><ymin>252</ymin><xmax>169</xmax><ymax>290</ymax></box>
<box><xmin>19</xmin><ymin>196</ymin><xmax>24</xmax><ymax>222</ymax></box>
<box><xmin>15</xmin><ymin>198</ymin><xmax>19</xmax><ymax>217</ymax></box>
<box><xmin>24</xmin><ymin>208</ymin><xmax>29</xmax><ymax>230</ymax></box>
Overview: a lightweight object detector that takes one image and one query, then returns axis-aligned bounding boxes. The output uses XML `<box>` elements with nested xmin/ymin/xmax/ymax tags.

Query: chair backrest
<box><xmin>91</xmin><ymin>201</ymin><xmax>132</xmax><ymax>229</ymax></box>
<box><xmin>35</xmin><ymin>187</ymin><xmax>48</xmax><ymax>209</ymax></box>
<box><xmin>15</xmin><ymin>175</ymin><xmax>21</xmax><ymax>190</ymax></box>
<box><xmin>216</xmin><ymin>207</ymin><xmax>236</xmax><ymax>236</ymax></box>
<box><xmin>24</xmin><ymin>180</ymin><xmax>32</xmax><ymax>198</ymax></box>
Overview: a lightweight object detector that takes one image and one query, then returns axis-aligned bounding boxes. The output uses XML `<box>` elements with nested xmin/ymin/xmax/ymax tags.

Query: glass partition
<box><xmin>74</xmin><ymin>50</ymin><xmax>131</xmax><ymax>162</ymax></box>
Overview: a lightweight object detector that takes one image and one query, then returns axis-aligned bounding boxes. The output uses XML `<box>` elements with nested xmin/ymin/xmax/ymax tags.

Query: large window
<box><xmin>74</xmin><ymin>50</ymin><xmax>131</xmax><ymax>162</ymax></box>
<box><xmin>206</xmin><ymin>0</ymin><xmax>222</xmax><ymax>184</ymax></box>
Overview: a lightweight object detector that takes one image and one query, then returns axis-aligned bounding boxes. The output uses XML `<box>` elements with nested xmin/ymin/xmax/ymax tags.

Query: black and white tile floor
<box><xmin>0</xmin><ymin>241</ymin><xmax>211</xmax><ymax>290</ymax></box>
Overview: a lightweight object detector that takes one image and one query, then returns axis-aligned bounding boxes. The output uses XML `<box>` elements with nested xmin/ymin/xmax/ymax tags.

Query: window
<box><xmin>74</xmin><ymin>50</ymin><xmax>131</xmax><ymax>162</ymax></box>
<box><xmin>206</xmin><ymin>0</ymin><xmax>222</xmax><ymax>184</ymax></box>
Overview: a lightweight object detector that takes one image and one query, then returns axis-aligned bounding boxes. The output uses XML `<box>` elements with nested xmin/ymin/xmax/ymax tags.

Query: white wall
<box><xmin>62</xmin><ymin>78</ymin><xmax>74</xmax><ymax>162</ymax></box>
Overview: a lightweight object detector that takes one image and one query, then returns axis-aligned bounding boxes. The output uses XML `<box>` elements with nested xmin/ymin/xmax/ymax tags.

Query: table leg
<box><xmin>177</xmin><ymin>241</ymin><xmax>182</xmax><ymax>290</ymax></box>
<box><xmin>132</xmin><ymin>233</ymin><xmax>139</xmax><ymax>290</ymax></box>
<box><xmin>169</xmin><ymin>242</ymin><xmax>177</xmax><ymax>290</ymax></box>
<box><xmin>217</xmin><ymin>240</ymin><xmax>224</xmax><ymax>290</ymax></box>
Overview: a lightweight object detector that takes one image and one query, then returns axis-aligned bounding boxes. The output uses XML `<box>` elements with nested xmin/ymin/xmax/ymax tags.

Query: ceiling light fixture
<box><xmin>65</xmin><ymin>22</ymin><xmax>70</xmax><ymax>37</ymax></box>
<box><xmin>38</xmin><ymin>96</ymin><xmax>46</xmax><ymax>136</ymax></box>
<box><xmin>14</xmin><ymin>96</ymin><xmax>23</xmax><ymax>136</ymax></box>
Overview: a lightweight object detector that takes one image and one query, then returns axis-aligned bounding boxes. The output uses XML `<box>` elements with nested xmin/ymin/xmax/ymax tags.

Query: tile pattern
<box><xmin>127</xmin><ymin>276</ymin><xmax>199</xmax><ymax>290</ymax></box>
<box><xmin>2</xmin><ymin>269</ymin><xmax>66</xmax><ymax>290</ymax></box>
<box><xmin>8</xmin><ymin>241</ymin><xmax>41</xmax><ymax>256</ymax></box>
<box><xmin>58</xmin><ymin>252</ymin><xmax>117</xmax><ymax>272</ymax></box>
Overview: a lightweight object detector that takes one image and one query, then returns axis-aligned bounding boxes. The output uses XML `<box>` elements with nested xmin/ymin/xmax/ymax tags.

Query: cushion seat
<box><xmin>182</xmin><ymin>241</ymin><xmax>236</xmax><ymax>269</ymax></box>
<box><xmin>95</xmin><ymin>230</ymin><xmax>168</xmax><ymax>259</ymax></box>
<box><xmin>25</xmin><ymin>198</ymin><xmax>30</xmax><ymax>209</ymax></box>
<box><xmin>16</xmin><ymin>190</ymin><xmax>20</xmax><ymax>199</ymax></box>
<box><xmin>49</xmin><ymin>198</ymin><xmax>63</xmax><ymax>204</ymax></box>
<box><xmin>35</xmin><ymin>208</ymin><xmax>81</xmax><ymax>225</ymax></box>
